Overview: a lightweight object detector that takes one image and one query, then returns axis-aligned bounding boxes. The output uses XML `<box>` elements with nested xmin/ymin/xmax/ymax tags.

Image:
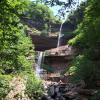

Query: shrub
<box><xmin>0</xmin><ymin>75</ymin><xmax>12</xmax><ymax>98</ymax></box>
<box><xmin>68</xmin><ymin>55</ymin><xmax>95</xmax><ymax>84</ymax></box>
<box><xmin>25</xmin><ymin>73</ymin><xmax>44</xmax><ymax>100</ymax></box>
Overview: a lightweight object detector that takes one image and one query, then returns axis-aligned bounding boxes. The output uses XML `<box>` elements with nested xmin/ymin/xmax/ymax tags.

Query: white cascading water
<box><xmin>57</xmin><ymin>21</ymin><xmax>66</xmax><ymax>47</ymax></box>
<box><xmin>57</xmin><ymin>23</ymin><xmax>63</xmax><ymax>47</ymax></box>
<box><xmin>36</xmin><ymin>52</ymin><xmax>43</xmax><ymax>78</ymax></box>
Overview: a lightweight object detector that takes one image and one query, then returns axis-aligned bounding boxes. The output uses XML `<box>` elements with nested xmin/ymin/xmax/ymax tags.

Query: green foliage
<box><xmin>63</xmin><ymin>32</ymin><xmax>73</xmax><ymax>35</ymax></box>
<box><xmin>41</xmin><ymin>23</ymin><xmax>49</xmax><ymax>36</ymax></box>
<box><xmin>0</xmin><ymin>0</ymin><xmax>34</xmax><ymax>74</ymax></box>
<box><xmin>0</xmin><ymin>75</ymin><xmax>12</xmax><ymax>98</ymax></box>
<box><xmin>25</xmin><ymin>2</ymin><xmax>61</xmax><ymax>35</ymax></box>
<box><xmin>0</xmin><ymin>0</ymin><xmax>45</xmax><ymax>99</ymax></box>
<box><xmin>67</xmin><ymin>49</ymin><xmax>100</xmax><ymax>86</ymax></box>
<box><xmin>68</xmin><ymin>0</ymin><xmax>100</xmax><ymax>48</ymax></box>
<box><xmin>25</xmin><ymin>73</ymin><xmax>44</xmax><ymax>100</ymax></box>
<box><xmin>66</xmin><ymin>2</ymin><xmax>86</xmax><ymax>30</ymax></box>
<box><xmin>68</xmin><ymin>31</ymin><xmax>85</xmax><ymax>47</ymax></box>
<box><xmin>67</xmin><ymin>0</ymin><xmax>100</xmax><ymax>87</ymax></box>
<box><xmin>27</xmin><ymin>3</ymin><xmax>55</xmax><ymax>24</ymax></box>
<box><xmin>68</xmin><ymin>55</ymin><xmax>95</xmax><ymax>84</ymax></box>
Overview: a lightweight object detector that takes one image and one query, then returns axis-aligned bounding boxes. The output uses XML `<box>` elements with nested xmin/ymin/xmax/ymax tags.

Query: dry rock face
<box><xmin>43</xmin><ymin>45</ymin><xmax>78</xmax><ymax>76</ymax></box>
<box><xmin>6</xmin><ymin>76</ymin><xmax>30</xmax><ymax>100</ymax></box>
<box><xmin>29</xmin><ymin>34</ymin><xmax>74</xmax><ymax>51</ymax></box>
<box><xmin>46</xmin><ymin>45</ymin><xmax>77</xmax><ymax>56</ymax></box>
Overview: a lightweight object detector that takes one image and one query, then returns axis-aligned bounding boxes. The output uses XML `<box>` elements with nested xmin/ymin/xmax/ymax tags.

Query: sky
<box><xmin>50</xmin><ymin>0</ymin><xmax>86</xmax><ymax>21</ymax></box>
<box><xmin>31</xmin><ymin>0</ymin><xmax>86</xmax><ymax>21</ymax></box>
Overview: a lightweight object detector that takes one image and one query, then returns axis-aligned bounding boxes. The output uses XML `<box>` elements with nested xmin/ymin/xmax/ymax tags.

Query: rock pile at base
<box><xmin>42</xmin><ymin>80</ymin><xmax>97</xmax><ymax>100</ymax></box>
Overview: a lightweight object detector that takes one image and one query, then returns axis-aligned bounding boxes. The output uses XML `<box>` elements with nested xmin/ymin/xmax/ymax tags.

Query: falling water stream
<box><xmin>35</xmin><ymin>18</ymin><xmax>66</xmax><ymax>78</ymax></box>
<box><xmin>36</xmin><ymin>51</ymin><xmax>43</xmax><ymax>78</ymax></box>
<box><xmin>57</xmin><ymin>23</ymin><xmax>63</xmax><ymax>47</ymax></box>
<box><xmin>57</xmin><ymin>21</ymin><xmax>66</xmax><ymax>47</ymax></box>
<box><xmin>35</xmin><ymin>17</ymin><xmax>72</xmax><ymax>100</ymax></box>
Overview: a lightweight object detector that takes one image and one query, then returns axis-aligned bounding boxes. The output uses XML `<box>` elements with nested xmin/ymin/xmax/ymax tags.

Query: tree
<box><xmin>68</xmin><ymin>0</ymin><xmax>100</xmax><ymax>87</ymax></box>
<box><xmin>0</xmin><ymin>0</ymin><xmax>34</xmax><ymax>74</ymax></box>
<box><xmin>28</xmin><ymin>3</ymin><xmax>54</xmax><ymax>23</ymax></box>
<box><xmin>65</xmin><ymin>2</ymin><xmax>87</xmax><ymax>30</ymax></box>
<box><xmin>69</xmin><ymin>0</ymin><xmax>100</xmax><ymax>48</ymax></box>
<box><xmin>24</xmin><ymin>2</ymin><xmax>60</xmax><ymax>35</ymax></box>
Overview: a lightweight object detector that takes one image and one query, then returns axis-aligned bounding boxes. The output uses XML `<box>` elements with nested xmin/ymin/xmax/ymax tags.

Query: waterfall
<box><xmin>57</xmin><ymin>23</ymin><xmax>64</xmax><ymax>47</ymax></box>
<box><xmin>36</xmin><ymin>52</ymin><xmax>43</xmax><ymax>78</ymax></box>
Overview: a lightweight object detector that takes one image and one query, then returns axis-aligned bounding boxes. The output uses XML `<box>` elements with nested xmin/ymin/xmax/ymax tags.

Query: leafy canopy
<box><xmin>0</xmin><ymin>0</ymin><xmax>34</xmax><ymax>74</ymax></box>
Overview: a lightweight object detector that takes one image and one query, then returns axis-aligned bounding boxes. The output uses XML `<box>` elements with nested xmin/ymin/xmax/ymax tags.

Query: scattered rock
<box><xmin>42</xmin><ymin>80</ymin><xmax>97</xmax><ymax>100</ymax></box>
<box><xmin>5</xmin><ymin>76</ymin><xmax>30</xmax><ymax>100</ymax></box>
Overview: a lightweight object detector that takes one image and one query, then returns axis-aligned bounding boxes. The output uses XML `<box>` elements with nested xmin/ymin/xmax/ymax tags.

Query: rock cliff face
<box><xmin>22</xmin><ymin>17</ymin><xmax>75</xmax><ymax>51</ymax></box>
<box><xmin>30</xmin><ymin>34</ymin><xmax>57</xmax><ymax>51</ymax></box>
<box><xmin>29</xmin><ymin>34</ymin><xmax>74</xmax><ymax>51</ymax></box>
<box><xmin>22</xmin><ymin>17</ymin><xmax>76</xmax><ymax>32</ymax></box>
<box><xmin>43</xmin><ymin>45</ymin><xmax>77</xmax><ymax>75</ymax></box>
